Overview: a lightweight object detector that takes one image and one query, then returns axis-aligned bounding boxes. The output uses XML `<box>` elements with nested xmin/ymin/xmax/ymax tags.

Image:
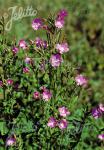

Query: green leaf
<box><xmin>0</xmin><ymin>120</ymin><xmax>8</xmax><ymax>135</ymax></box>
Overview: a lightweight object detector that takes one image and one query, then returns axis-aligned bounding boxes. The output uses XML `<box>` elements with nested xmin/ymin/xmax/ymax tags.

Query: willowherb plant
<box><xmin>0</xmin><ymin>10</ymin><xmax>104</xmax><ymax>149</ymax></box>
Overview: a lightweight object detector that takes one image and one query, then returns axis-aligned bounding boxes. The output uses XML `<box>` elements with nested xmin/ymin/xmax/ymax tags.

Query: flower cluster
<box><xmin>32</xmin><ymin>10</ymin><xmax>68</xmax><ymax>30</ymax></box>
<box><xmin>56</xmin><ymin>43</ymin><xmax>69</xmax><ymax>54</ymax></box>
<box><xmin>75</xmin><ymin>74</ymin><xmax>88</xmax><ymax>87</ymax></box>
<box><xmin>0</xmin><ymin>79</ymin><xmax>14</xmax><ymax>88</ymax></box>
<box><xmin>6</xmin><ymin>79</ymin><xmax>14</xmax><ymax>85</ymax></box>
<box><xmin>11</xmin><ymin>39</ymin><xmax>27</xmax><ymax>55</ymax></box>
<box><xmin>98</xmin><ymin>134</ymin><xmax>104</xmax><ymax>140</ymax></box>
<box><xmin>50</xmin><ymin>41</ymin><xmax>70</xmax><ymax>67</ymax></box>
<box><xmin>92</xmin><ymin>103</ymin><xmax>104</xmax><ymax>119</ymax></box>
<box><xmin>50</xmin><ymin>54</ymin><xmax>63</xmax><ymax>67</ymax></box>
<box><xmin>33</xmin><ymin>91</ymin><xmax>40</xmax><ymax>99</ymax></box>
<box><xmin>23</xmin><ymin>67</ymin><xmax>30</xmax><ymax>73</ymax></box>
<box><xmin>55</xmin><ymin>9</ymin><xmax>68</xmax><ymax>29</ymax></box>
<box><xmin>32</xmin><ymin>18</ymin><xmax>43</xmax><ymax>30</ymax></box>
<box><xmin>35</xmin><ymin>37</ymin><xmax>48</xmax><ymax>49</ymax></box>
<box><xmin>6</xmin><ymin>136</ymin><xmax>16</xmax><ymax>146</ymax></box>
<box><xmin>24</xmin><ymin>57</ymin><xmax>32</xmax><ymax>64</ymax></box>
<box><xmin>58</xmin><ymin>106</ymin><xmax>70</xmax><ymax>117</ymax></box>
<box><xmin>19</xmin><ymin>39</ymin><xmax>27</xmax><ymax>49</ymax></box>
<box><xmin>33</xmin><ymin>87</ymin><xmax>52</xmax><ymax>101</ymax></box>
<box><xmin>47</xmin><ymin>106</ymin><xmax>70</xmax><ymax>130</ymax></box>
<box><xmin>12</xmin><ymin>47</ymin><xmax>19</xmax><ymax>55</ymax></box>
<box><xmin>31</xmin><ymin>10</ymin><xmax>69</xmax><ymax>68</ymax></box>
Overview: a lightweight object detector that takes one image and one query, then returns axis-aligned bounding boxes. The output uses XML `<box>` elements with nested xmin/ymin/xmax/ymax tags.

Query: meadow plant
<box><xmin>0</xmin><ymin>9</ymin><xmax>104</xmax><ymax>149</ymax></box>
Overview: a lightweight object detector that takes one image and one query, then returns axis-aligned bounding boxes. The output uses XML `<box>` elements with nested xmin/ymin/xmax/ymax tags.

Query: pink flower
<box><xmin>91</xmin><ymin>107</ymin><xmax>102</xmax><ymax>119</ymax></box>
<box><xmin>58</xmin><ymin>119</ymin><xmax>68</xmax><ymax>129</ymax></box>
<box><xmin>35</xmin><ymin>37</ymin><xmax>48</xmax><ymax>49</ymax></box>
<box><xmin>58</xmin><ymin>106</ymin><xmax>70</xmax><ymax>117</ymax></box>
<box><xmin>6</xmin><ymin>137</ymin><xmax>16</xmax><ymax>146</ymax></box>
<box><xmin>19</xmin><ymin>39</ymin><xmax>27</xmax><ymax>49</ymax></box>
<box><xmin>92</xmin><ymin>104</ymin><xmax>104</xmax><ymax>119</ymax></box>
<box><xmin>12</xmin><ymin>47</ymin><xmax>19</xmax><ymax>54</ymax></box>
<box><xmin>35</xmin><ymin>37</ymin><xmax>43</xmax><ymax>47</ymax></box>
<box><xmin>56</xmin><ymin>43</ymin><xmax>69</xmax><ymax>54</ymax></box>
<box><xmin>0</xmin><ymin>81</ymin><xmax>3</xmax><ymax>87</ymax></box>
<box><xmin>98</xmin><ymin>134</ymin><xmax>104</xmax><ymax>140</ymax></box>
<box><xmin>55</xmin><ymin>18</ymin><xmax>65</xmax><ymax>29</ymax></box>
<box><xmin>42</xmin><ymin>40</ymin><xmax>48</xmax><ymax>49</ymax></box>
<box><xmin>75</xmin><ymin>74</ymin><xmax>88</xmax><ymax>87</ymax></box>
<box><xmin>55</xmin><ymin>9</ymin><xmax>68</xmax><ymax>29</ymax></box>
<box><xmin>42</xmin><ymin>89</ymin><xmax>52</xmax><ymax>101</ymax></box>
<box><xmin>24</xmin><ymin>57</ymin><xmax>31</xmax><ymax>64</ymax></box>
<box><xmin>33</xmin><ymin>91</ymin><xmax>40</xmax><ymax>99</ymax></box>
<box><xmin>57</xmin><ymin>9</ymin><xmax>68</xmax><ymax>18</ymax></box>
<box><xmin>47</xmin><ymin>117</ymin><xmax>57</xmax><ymax>128</ymax></box>
<box><xmin>32</xmin><ymin>18</ymin><xmax>43</xmax><ymax>30</ymax></box>
<box><xmin>23</xmin><ymin>67</ymin><xmax>29</xmax><ymax>73</ymax></box>
<box><xmin>7</xmin><ymin>79</ymin><xmax>13</xmax><ymax>85</ymax></box>
<box><xmin>50</xmin><ymin>54</ymin><xmax>63</xmax><ymax>67</ymax></box>
<box><xmin>99</xmin><ymin>103</ymin><xmax>104</xmax><ymax>112</ymax></box>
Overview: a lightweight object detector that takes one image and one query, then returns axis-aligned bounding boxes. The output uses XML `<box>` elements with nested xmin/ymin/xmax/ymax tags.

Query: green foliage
<box><xmin>0</xmin><ymin>1</ymin><xmax>104</xmax><ymax>149</ymax></box>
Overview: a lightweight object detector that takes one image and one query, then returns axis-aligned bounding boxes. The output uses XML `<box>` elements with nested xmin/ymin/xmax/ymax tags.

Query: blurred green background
<box><xmin>0</xmin><ymin>0</ymin><xmax>104</xmax><ymax>103</ymax></box>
